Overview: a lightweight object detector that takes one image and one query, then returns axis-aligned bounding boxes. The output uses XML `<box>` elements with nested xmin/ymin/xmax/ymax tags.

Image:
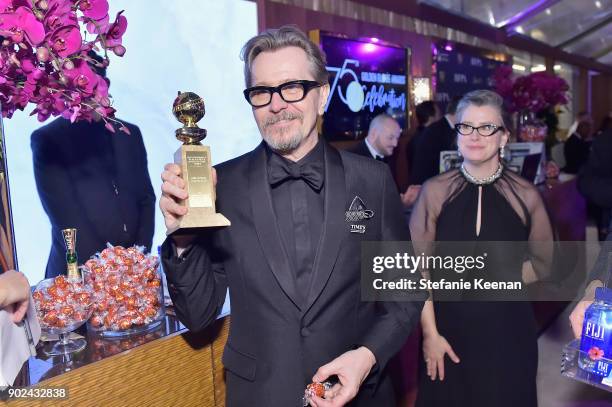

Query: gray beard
<box><xmin>261</xmin><ymin>112</ymin><xmax>304</xmax><ymax>154</ymax></box>
<box><xmin>263</xmin><ymin>131</ymin><xmax>303</xmax><ymax>154</ymax></box>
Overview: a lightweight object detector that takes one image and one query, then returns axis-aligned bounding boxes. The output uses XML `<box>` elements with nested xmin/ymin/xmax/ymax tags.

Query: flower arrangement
<box><xmin>0</xmin><ymin>0</ymin><xmax>128</xmax><ymax>132</ymax></box>
<box><xmin>493</xmin><ymin>65</ymin><xmax>569</xmax><ymax>113</ymax></box>
<box><xmin>494</xmin><ymin>65</ymin><xmax>569</xmax><ymax>146</ymax></box>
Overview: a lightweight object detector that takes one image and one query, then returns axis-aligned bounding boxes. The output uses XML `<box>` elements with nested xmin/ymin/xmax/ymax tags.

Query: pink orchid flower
<box><xmin>0</xmin><ymin>0</ymin><xmax>12</xmax><ymax>13</ymax></box>
<box><xmin>103</xmin><ymin>10</ymin><xmax>126</xmax><ymax>48</ymax></box>
<box><xmin>45</xmin><ymin>0</ymin><xmax>77</xmax><ymax>31</ymax></box>
<box><xmin>48</xmin><ymin>24</ymin><xmax>82</xmax><ymax>57</ymax></box>
<box><xmin>63</xmin><ymin>59</ymin><xmax>99</xmax><ymax>95</ymax></box>
<box><xmin>78</xmin><ymin>0</ymin><xmax>108</xmax><ymax>21</ymax></box>
<box><xmin>0</xmin><ymin>0</ymin><xmax>126</xmax><ymax>127</ymax></box>
<box><xmin>0</xmin><ymin>6</ymin><xmax>45</xmax><ymax>45</ymax></box>
<box><xmin>85</xmin><ymin>14</ymin><xmax>109</xmax><ymax>34</ymax></box>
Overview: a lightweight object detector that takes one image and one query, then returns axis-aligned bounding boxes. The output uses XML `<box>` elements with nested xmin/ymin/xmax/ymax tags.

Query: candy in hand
<box><xmin>302</xmin><ymin>381</ymin><xmax>333</xmax><ymax>406</ymax></box>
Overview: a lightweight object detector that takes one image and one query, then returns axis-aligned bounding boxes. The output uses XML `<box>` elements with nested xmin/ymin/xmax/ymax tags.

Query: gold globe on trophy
<box><xmin>168</xmin><ymin>91</ymin><xmax>230</xmax><ymax>234</ymax></box>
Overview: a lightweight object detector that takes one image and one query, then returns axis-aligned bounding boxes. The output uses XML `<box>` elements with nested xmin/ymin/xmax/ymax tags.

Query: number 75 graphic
<box><xmin>325</xmin><ymin>59</ymin><xmax>365</xmax><ymax>113</ymax></box>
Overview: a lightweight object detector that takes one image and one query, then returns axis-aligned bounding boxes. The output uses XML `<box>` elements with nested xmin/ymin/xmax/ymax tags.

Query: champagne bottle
<box><xmin>61</xmin><ymin>228</ymin><xmax>79</xmax><ymax>279</ymax></box>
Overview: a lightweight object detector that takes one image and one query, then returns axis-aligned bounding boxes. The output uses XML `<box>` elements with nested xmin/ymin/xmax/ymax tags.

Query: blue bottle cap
<box><xmin>595</xmin><ymin>287</ymin><xmax>612</xmax><ymax>303</ymax></box>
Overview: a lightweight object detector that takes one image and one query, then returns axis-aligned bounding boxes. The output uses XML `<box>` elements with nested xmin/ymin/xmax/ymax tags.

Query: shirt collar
<box><xmin>364</xmin><ymin>138</ymin><xmax>384</xmax><ymax>160</ymax></box>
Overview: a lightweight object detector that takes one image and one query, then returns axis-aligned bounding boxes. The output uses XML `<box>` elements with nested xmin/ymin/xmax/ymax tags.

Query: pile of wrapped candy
<box><xmin>33</xmin><ymin>275</ymin><xmax>93</xmax><ymax>330</ymax></box>
<box><xmin>83</xmin><ymin>245</ymin><xmax>163</xmax><ymax>333</ymax></box>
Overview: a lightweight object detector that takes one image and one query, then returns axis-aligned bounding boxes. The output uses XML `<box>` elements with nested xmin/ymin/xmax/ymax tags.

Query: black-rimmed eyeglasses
<box><xmin>243</xmin><ymin>80</ymin><xmax>322</xmax><ymax>107</ymax></box>
<box><xmin>455</xmin><ymin>123</ymin><xmax>505</xmax><ymax>137</ymax></box>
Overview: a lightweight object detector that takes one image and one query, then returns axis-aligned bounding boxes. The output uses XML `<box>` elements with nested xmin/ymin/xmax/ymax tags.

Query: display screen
<box><xmin>319</xmin><ymin>33</ymin><xmax>409</xmax><ymax>141</ymax></box>
<box><xmin>434</xmin><ymin>44</ymin><xmax>507</xmax><ymax>113</ymax></box>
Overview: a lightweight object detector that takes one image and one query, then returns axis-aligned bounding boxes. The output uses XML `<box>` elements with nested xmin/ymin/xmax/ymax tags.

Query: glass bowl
<box><xmin>32</xmin><ymin>275</ymin><xmax>94</xmax><ymax>355</ymax></box>
<box><xmin>83</xmin><ymin>254</ymin><xmax>165</xmax><ymax>338</ymax></box>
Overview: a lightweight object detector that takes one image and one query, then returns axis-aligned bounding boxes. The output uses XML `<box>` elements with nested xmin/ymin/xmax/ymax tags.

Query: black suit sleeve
<box><xmin>131</xmin><ymin>125</ymin><xmax>156</xmax><ymax>252</ymax></box>
<box><xmin>587</xmin><ymin>234</ymin><xmax>612</xmax><ymax>286</ymax></box>
<box><xmin>31</xmin><ymin>129</ymin><xmax>98</xmax><ymax>237</ymax></box>
<box><xmin>161</xmin><ymin>234</ymin><xmax>227</xmax><ymax>332</ymax></box>
<box><xmin>359</xmin><ymin>167</ymin><xmax>424</xmax><ymax>386</ymax></box>
<box><xmin>578</xmin><ymin>132</ymin><xmax>612</xmax><ymax>208</ymax></box>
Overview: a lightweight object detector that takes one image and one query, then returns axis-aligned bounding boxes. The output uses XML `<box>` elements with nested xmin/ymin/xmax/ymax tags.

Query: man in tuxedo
<box><xmin>31</xmin><ymin>118</ymin><xmax>156</xmax><ymax>278</ymax></box>
<box><xmin>564</xmin><ymin>121</ymin><xmax>592</xmax><ymax>174</ymax></box>
<box><xmin>406</xmin><ymin>101</ymin><xmax>440</xmax><ymax>171</ymax></box>
<box><xmin>349</xmin><ymin>113</ymin><xmax>401</xmax><ymax>162</ymax></box>
<box><xmin>160</xmin><ymin>26</ymin><xmax>423</xmax><ymax>407</ymax></box>
<box><xmin>570</xmin><ymin>128</ymin><xmax>612</xmax><ymax>337</ymax></box>
<box><xmin>409</xmin><ymin>96</ymin><xmax>461</xmax><ymax>185</ymax></box>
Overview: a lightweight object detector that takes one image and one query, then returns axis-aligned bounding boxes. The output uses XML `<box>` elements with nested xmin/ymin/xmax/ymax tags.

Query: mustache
<box><xmin>263</xmin><ymin>112</ymin><xmax>303</xmax><ymax>128</ymax></box>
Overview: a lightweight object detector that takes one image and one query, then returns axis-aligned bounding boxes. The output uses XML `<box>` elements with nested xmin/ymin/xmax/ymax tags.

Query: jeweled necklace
<box><xmin>460</xmin><ymin>162</ymin><xmax>503</xmax><ymax>185</ymax></box>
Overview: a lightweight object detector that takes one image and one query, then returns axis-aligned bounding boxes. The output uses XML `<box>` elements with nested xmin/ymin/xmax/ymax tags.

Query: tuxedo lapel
<box><xmin>304</xmin><ymin>143</ymin><xmax>346</xmax><ymax>314</ymax></box>
<box><xmin>248</xmin><ymin>143</ymin><xmax>301</xmax><ymax>310</ymax></box>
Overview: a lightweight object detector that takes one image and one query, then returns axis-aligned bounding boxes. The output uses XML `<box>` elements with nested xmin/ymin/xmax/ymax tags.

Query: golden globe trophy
<box><xmin>168</xmin><ymin>91</ymin><xmax>230</xmax><ymax>235</ymax></box>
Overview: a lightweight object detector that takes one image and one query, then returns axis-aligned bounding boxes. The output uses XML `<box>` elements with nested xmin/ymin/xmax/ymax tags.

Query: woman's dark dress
<box><xmin>413</xmin><ymin>169</ymin><xmax>552</xmax><ymax>407</ymax></box>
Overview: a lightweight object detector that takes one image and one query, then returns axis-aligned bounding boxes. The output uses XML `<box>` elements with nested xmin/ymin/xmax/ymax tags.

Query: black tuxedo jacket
<box><xmin>410</xmin><ymin>117</ymin><xmax>456</xmax><ymax>184</ymax></box>
<box><xmin>564</xmin><ymin>133</ymin><xmax>591</xmax><ymax>174</ymax></box>
<box><xmin>579</xmin><ymin>129</ymin><xmax>612</xmax><ymax>285</ymax></box>
<box><xmin>162</xmin><ymin>141</ymin><xmax>423</xmax><ymax>406</ymax></box>
<box><xmin>578</xmin><ymin>129</ymin><xmax>612</xmax><ymax>208</ymax></box>
<box><xmin>31</xmin><ymin>118</ymin><xmax>156</xmax><ymax>278</ymax></box>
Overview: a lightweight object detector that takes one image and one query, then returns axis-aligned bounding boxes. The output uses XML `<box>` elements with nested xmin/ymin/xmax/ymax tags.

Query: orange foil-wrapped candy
<box><xmin>302</xmin><ymin>381</ymin><xmax>333</xmax><ymax>406</ymax></box>
<box><xmin>306</xmin><ymin>382</ymin><xmax>326</xmax><ymax>398</ymax></box>
<box><xmin>302</xmin><ymin>380</ymin><xmax>333</xmax><ymax>407</ymax></box>
<box><xmin>33</xmin><ymin>275</ymin><xmax>93</xmax><ymax>332</ymax></box>
<box><xmin>83</xmin><ymin>243</ymin><xmax>164</xmax><ymax>337</ymax></box>
<box><xmin>118</xmin><ymin>318</ymin><xmax>133</xmax><ymax>330</ymax></box>
<box><xmin>90</xmin><ymin>314</ymin><xmax>104</xmax><ymax>327</ymax></box>
<box><xmin>54</xmin><ymin>275</ymin><xmax>69</xmax><ymax>289</ymax></box>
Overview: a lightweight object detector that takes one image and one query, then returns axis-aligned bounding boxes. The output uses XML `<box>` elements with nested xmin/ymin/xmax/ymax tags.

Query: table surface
<box><xmin>26</xmin><ymin>312</ymin><xmax>186</xmax><ymax>386</ymax></box>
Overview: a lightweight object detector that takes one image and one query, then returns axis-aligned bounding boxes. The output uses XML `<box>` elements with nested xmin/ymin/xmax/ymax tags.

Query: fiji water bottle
<box><xmin>579</xmin><ymin>287</ymin><xmax>612</xmax><ymax>386</ymax></box>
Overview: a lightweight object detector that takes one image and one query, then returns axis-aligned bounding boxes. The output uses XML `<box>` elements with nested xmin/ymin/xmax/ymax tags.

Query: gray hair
<box><xmin>456</xmin><ymin>90</ymin><xmax>506</xmax><ymax>126</ymax></box>
<box><xmin>240</xmin><ymin>25</ymin><xmax>329</xmax><ymax>88</ymax></box>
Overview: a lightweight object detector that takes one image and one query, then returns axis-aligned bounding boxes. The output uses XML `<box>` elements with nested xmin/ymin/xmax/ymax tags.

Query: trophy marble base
<box><xmin>166</xmin><ymin>210</ymin><xmax>230</xmax><ymax>235</ymax></box>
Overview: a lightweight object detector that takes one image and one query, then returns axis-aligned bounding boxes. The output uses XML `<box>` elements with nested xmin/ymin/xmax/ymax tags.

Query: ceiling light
<box><xmin>595</xmin><ymin>1</ymin><xmax>602</xmax><ymax>9</ymax></box>
<box><xmin>554</xmin><ymin>64</ymin><xmax>562</xmax><ymax>71</ymax></box>
<box><xmin>516</xmin><ymin>26</ymin><xmax>524</xmax><ymax>34</ymax></box>
<box><xmin>545</xmin><ymin>8</ymin><xmax>551</xmax><ymax>15</ymax></box>
<box><xmin>531</xmin><ymin>65</ymin><xmax>546</xmax><ymax>72</ymax></box>
<box><xmin>512</xmin><ymin>64</ymin><xmax>526</xmax><ymax>71</ymax></box>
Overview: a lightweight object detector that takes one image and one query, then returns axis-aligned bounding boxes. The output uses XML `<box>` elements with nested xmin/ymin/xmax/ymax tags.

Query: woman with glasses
<box><xmin>411</xmin><ymin>90</ymin><xmax>553</xmax><ymax>407</ymax></box>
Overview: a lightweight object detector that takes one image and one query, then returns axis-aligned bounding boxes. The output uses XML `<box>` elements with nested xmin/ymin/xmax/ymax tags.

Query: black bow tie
<box><xmin>268</xmin><ymin>155</ymin><xmax>324</xmax><ymax>191</ymax></box>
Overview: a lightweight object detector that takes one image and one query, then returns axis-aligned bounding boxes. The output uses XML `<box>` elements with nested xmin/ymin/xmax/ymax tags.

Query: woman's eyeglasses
<box><xmin>455</xmin><ymin>123</ymin><xmax>505</xmax><ymax>137</ymax></box>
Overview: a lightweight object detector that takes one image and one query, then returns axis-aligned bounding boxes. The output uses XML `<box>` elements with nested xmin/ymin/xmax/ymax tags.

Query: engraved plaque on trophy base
<box><xmin>167</xmin><ymin>144</ymin><xmax>230</xmax><ymax>235</ymax></box>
